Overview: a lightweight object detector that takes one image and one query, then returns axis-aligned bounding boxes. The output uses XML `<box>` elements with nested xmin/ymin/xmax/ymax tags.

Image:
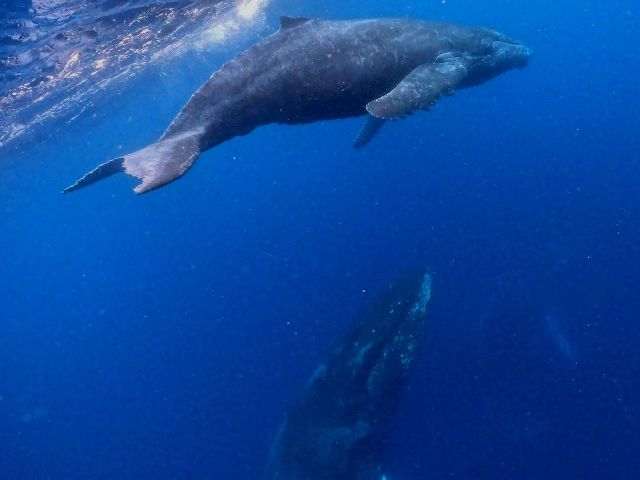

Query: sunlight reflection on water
<box><xmin>0</xmin><ymin>0</ymin><xmax>272</xmax><ymax>151</ymax></box>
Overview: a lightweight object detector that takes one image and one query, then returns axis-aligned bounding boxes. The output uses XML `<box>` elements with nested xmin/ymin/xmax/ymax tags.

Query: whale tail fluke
<box><xmin>63</xmin><ymin>131</ymin><xmax>202</xmax><ymax>194</ymax></box>
<box><xmin>62</xmin><ymin>157</ymin><xmax>124</xmax><ymax>193</ymax></box>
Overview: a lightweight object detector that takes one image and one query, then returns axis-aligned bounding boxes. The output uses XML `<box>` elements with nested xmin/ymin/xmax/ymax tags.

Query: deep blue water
<box><xmin>1</xmin><ymin>0</ymin><xmax>639</xmax><ymax>478</ymax></box>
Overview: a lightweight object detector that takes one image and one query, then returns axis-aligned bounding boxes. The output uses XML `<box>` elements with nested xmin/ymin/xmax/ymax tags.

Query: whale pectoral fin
<box><xmin>366</xmin><ymin>58</ymin><xmax>468</xmax><ymax>120</ymax></box>
<box><xmin>354</xmin><ymin>115</ymin><xmax>385</xmax><ymax>149</ymax></box>
<box><xmin>63</xmin><ymin>131</ymin><xmax>202</xmax><ymax>194</ymax></box>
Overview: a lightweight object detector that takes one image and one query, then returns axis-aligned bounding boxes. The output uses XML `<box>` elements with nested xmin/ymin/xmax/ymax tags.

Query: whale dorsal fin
<box><xmin>280</xmin><ymin>16</ymin><xmax>311</xmax><ymax>29</ymax></box>
<box><xmin>366</xmin><ymin>56</ymin><xmax>468</xmax><ymax>120</ymax></box>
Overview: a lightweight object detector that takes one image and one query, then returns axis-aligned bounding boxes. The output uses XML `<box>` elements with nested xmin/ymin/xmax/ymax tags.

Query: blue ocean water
<box><xmin>1</xmin><ymin>0</ymin><xmax>639</xmax><ymax>478</ymax></box>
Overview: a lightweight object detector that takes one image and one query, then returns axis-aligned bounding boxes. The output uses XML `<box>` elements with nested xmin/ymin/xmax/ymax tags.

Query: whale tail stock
<box><xmin>62</xmin><ymin>131</ymin><xmax>202</xmax><ymax>194</ymax></box>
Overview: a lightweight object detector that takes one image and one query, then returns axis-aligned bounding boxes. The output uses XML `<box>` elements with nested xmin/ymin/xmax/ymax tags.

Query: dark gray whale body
<box><xmin>64</xmin><ymin>16</ymin><xmax>530</xmax><ymax>194</ymax></box>
<box><xmin>265</xmin><ymin>271</ymin><xmax>432</xmax><ymax>480</ymax></box>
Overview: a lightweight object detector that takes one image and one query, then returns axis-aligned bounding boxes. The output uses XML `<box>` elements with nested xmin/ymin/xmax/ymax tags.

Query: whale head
<box><xmin>459</xmin><ymin>27</ymin><xmax>532</xmax><ymax>86</ymax></box>
<box><xmin>486</xmin><ymin>34</ymin><xmax>532</xmax><ymax>69</ymax></box>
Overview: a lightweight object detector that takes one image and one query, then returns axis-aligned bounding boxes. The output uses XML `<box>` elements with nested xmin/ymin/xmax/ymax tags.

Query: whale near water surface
<box><xmin>63</xmin><ymin>16</ymin><xmax>531</xmax><ymax>194</ymax></box>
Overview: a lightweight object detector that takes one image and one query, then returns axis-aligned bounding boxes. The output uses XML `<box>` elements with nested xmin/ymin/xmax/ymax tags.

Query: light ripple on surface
<box><xmin>0</xmin><ymin>0</ymin><xmax>271</xmax><ymax>152</ymax></box>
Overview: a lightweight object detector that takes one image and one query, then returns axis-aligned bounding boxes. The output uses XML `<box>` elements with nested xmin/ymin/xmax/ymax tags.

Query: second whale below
<box><xmin>64</xmin><ymin>16</ymin><xmax>531</xmax><ymax>195</ymax></box>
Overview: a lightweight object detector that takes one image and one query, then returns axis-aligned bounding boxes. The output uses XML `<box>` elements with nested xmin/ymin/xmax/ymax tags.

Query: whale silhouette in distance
<box><xmin>264</xmin><ymin>271</ymin><xmax>432</xmax><ymax>480</ymax></box>
<box><xmin>63</xmin><ymin>16</ymin><xmax>531</xmax><ymax>194</ymax></box>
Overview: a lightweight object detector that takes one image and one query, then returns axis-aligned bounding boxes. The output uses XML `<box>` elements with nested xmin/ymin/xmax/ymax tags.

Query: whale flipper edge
<box><xmin>366</xmin><ymin>58</ymin><xmax>468</xmax><ymax>120</ymax></box>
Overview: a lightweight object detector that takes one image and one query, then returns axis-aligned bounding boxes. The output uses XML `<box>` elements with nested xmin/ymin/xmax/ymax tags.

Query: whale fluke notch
<box><xmin>366</xmin><ymin>58</ymin><xmax>468</xmax><ymax>120</ymax></box>
<box><xmin>279</xmin><ymin>16</ymin><xmax>312</xmax><ymax>30</ymax></box>
<box><xmin>122</xmin><ymin>131</ymin><xmax>202</xmax><ymax>194</ymax></box>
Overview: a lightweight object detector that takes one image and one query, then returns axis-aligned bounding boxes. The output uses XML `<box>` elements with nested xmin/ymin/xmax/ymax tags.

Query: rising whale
<box><xmin>265</xmin><ymin>271</ymin><xmax>432</xmax><ymax>480</ymax></box>
<box><xmin>64</xmin><ymin>17</ymin><xmax>531</xmax><ymax>194</ymax></box>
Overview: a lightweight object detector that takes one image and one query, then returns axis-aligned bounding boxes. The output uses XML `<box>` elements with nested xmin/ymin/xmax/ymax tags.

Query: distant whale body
<box><xmin>265</xmin><ymin>270</ymin><xmax>432</xmax><ymax>480</ymax></box>
<box><xmin>64</xmin><ymin>16</ymin><xmax>531</xmax><ymax>194</ymax></box>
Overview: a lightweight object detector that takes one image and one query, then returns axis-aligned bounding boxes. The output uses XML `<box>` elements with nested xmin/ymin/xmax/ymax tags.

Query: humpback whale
<box><xmin>265</xmin><ymin>271</ymin><xmax>432</xmax><ymax>480</ymax></box>
<box><xmin>64</xmin><ymin>17</ymin><xmax>531</xmax><ymax>194</ymax></box>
